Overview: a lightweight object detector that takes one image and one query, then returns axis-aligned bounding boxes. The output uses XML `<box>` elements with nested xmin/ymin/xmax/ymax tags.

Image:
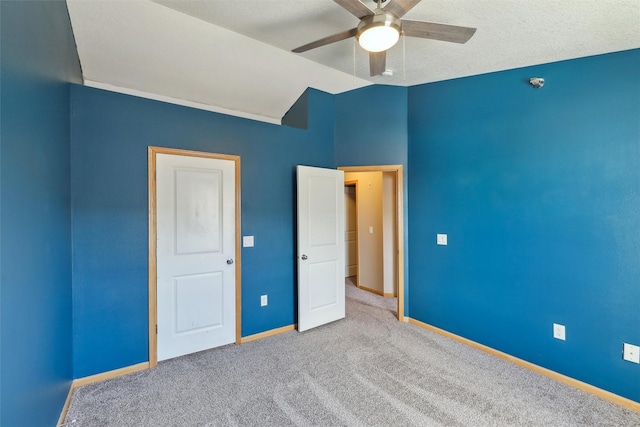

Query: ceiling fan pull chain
<box><xmin>403</xmin><ymin>32</ymin><xmax>406</xmax><ymax>81</ymax></box>
<box><xmin>353</xmin><ymin>38</ymin><xmax>356</xmax><ymax>85</ymax></box>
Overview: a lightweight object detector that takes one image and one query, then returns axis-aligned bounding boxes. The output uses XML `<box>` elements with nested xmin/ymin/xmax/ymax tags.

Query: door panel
<box><xmin>308</xmin><ymin>177</ymin><xmax>339</xmax><ymax>246</ymax></box>
<box><xmin>175</xmin><ymin>169</ymin><xmax>222</xmax><ymax>254</ymax></box>
<box><xmin>173</xmin><ymin>273</ymin><xmax>223</xmax><ymax>333</ymax></box>
<box><xmin>156</xmin><ymin>153</ymin><xmax>235</xmax><ymax>361</ymax></box>
<box><xmin>297</xmin><ymin>166</ymin><xmax>345</xmax><ymax>332</ymax></box>
<box><xmin>308</xmin><ymin>261</ymin><xmax>339</xmax><ymax>310</ymax></box>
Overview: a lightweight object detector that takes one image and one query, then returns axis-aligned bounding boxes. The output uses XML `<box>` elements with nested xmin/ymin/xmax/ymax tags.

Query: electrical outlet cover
<box><xmin>623</xmin><ymin>343</ymin><xmax>640</xmax><ymax>363</ymax></box>
<box><xmin>553</xmin><ymin>323</ymin><xmax>566</xmax><ymax>340</ymax></box>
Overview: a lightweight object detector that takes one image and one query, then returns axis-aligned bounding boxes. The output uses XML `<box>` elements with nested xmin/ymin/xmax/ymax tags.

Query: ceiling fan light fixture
<box><xmin>356</xmin><ymin>12</ymin><xmax>401</xmax><ymax>52</ymax></box>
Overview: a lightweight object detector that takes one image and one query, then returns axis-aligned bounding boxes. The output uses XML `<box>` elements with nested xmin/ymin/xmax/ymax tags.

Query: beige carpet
<box><xmin>63</xmin><ymin>281</ymin><xmax>640</xmax><ymax>426</ymax></box>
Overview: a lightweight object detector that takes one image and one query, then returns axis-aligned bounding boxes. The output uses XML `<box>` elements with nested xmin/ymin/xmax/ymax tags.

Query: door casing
<box><xmin>148</xmin><ymin>146</ymin><xmax>242</xmax><ymax>368</ymax></box>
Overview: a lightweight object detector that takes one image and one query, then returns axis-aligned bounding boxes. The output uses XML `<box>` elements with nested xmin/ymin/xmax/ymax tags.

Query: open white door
<box><xmin>156</xmin><ymin>153</ymin><xmax>236</xmax><ymax>361</ymax></box>
<box><xmin>297</xmin><ymin>166</ymin><xmax>345</xmax><ymax>332</ymax></box>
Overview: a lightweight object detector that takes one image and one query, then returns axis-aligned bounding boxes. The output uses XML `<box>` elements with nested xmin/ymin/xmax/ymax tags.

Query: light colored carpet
<box><xmin>64</xmin><ymin>281</ymin><xmax>639</xmax><ymax>426</ymax></box>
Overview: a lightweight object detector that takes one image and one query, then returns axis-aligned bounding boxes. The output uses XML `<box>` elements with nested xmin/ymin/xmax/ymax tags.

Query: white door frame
<box><xmin>339</xmin><ymin>165</ymin><xmax>405</xmax><ymax>321</ymax></box>
<box><xmin>148</xmin><ymin>146</ymin><xmax>241</xmax><ymax>368</ymax></box>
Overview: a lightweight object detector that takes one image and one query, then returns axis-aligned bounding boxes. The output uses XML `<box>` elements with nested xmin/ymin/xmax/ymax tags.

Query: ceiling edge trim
<box><xmin>83</xmin><ymin>81</ymin><xmax>282</xmax><ymax>125</ymax></box>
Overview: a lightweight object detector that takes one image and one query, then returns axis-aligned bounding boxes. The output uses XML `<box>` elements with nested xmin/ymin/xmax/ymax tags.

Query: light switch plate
<box><xmin>243</xmin><ymin>236</ymin><xmax>254</xmax><ymax>247</ymax></box>
<box><xmin>553</xmin><ymin>323</ymin><xmax>566</xmax><ymax>340</ymax></box>
<box><xmin>369</xmin><ymin>226</ymin><xmax>374</xmax><ymax>234</ymax></box>
<box><xmin>623</xmin><ymin>343</ymin><xmax>640</xmax><ymax>363</ymax></box>
<box><xmin>260</xmin><ymin>295</ymin><xmax>268</xmax><ymax>307</ymax></box>
<box><xmin>437</xmin><ymin>234</ymin><xmax>447</xmax><ymax>245</ymax></box>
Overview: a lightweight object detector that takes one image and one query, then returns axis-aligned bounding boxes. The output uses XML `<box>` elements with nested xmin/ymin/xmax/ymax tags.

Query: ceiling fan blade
<box><xmin>292</xmin><ymin>28</ymin><xmax>357</xmax><ymax>53</ymax></box>
<box><xmin>333</xmin><ymin>0</ymin><xmax>374</xmax><ymax>19</ymax></box>
<box><xmin>384</xmin><ymin>0</ymin><xmax>421</xmax><ymax>18</ymax></box>
<box><xmin>369</xmin><ymin>51</ymin><xmax>386</xmax><ymax>76</ymax></box>
<box><xmin>402</xmin><ymin>20</ymin><xmax>477</xmax><ymax>44</ymax></box>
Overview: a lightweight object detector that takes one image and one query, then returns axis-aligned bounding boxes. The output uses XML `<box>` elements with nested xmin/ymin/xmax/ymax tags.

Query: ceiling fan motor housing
<box><xmin>356</xmin><ymin>10</ymin><xmax>402</xmax><ymax>52</ymax></box>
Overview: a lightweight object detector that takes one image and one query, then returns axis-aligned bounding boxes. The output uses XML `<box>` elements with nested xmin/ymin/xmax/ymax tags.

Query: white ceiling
<box><xmin>67</xmin><ymin>0</ymin><xmax>640</xmax><ymax>124</ymax></box>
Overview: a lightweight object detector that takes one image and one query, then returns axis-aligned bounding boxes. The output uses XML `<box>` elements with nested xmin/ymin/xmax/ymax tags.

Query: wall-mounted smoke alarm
<box><xmin>529</xmin><ymin>77</ymin><xmax>545</xmax><ymax>88</ymax></box>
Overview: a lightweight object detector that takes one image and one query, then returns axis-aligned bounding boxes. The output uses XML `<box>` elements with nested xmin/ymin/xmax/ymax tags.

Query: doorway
<box><xmin>148</xmin><ymin>146</ymin><xmax>242</xmax><ymax>367</ymax></box>
<box><xmin>339</xmin><ymin>165</ymin><xmax>405</xmax><ymax>320</ymax></box>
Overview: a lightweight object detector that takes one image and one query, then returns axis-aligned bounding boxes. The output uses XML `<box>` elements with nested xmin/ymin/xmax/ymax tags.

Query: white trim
<box><xmin>84</xmin><ymin>80</ymin><xmax>282</xmax><ymax>125</ymax></box>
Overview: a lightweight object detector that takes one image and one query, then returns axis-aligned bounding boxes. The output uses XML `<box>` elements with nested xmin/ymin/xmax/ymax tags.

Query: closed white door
<box><xmin>156</xmin><ymin>153</ymin><xmax>236</xmax><ymax>361</ymax></box>
<box><xmin>297</xmin><ymin>166</ymin><xmax>345</xmax><ymax>332</ymax></box>
<box><xmin>344</xmin><ymin>186</ymin><xmax>358</xmax><ymax>277</ymax></box>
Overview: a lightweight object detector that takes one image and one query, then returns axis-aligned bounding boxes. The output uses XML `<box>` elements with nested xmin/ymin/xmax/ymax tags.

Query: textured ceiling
<box><xmin>67</xmin><ymin>0</ymin><xmax>640</xmax><ymax>124</ymax></box>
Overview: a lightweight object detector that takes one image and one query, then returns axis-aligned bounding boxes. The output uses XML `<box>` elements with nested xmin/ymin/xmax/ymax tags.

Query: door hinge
<box><xmin>155</xmin><ymin>324</ymin><xmax>158</xmax><ymax>334</ymax></box>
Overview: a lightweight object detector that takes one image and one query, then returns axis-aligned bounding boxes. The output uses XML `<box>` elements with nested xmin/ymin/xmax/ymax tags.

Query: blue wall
<box><xmin>407</xmin><ymin>49</ymin><xmax>640</xmax><ymax>401</ymax></box>
<box><xmin>70</xmin><ymin>86</ymin><xmax>335</xmax><ymax>377</ymax></box>
<box><xmin>334</xmin><ymin>85</ymin><xmax>408</xmax><ymax>166</ymax></box>
<box><xmin>2</xmin><ymin>6</ymin><xmax>637</xmax><ymax>416</ymax></box>
<box><xmin>0</xmin><ymin>1</ymin><xmax>82</xmax><ymax>425</ymax></box>
<box><xmin>334</xmin><ymin>85</ymin><xmax>410</xmax><ymax>312</ymax></box>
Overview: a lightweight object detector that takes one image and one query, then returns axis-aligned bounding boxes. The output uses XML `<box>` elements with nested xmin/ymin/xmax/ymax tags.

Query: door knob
<box><xmin>301</xmin><ymin>254</ymin><xmax>308</xmax><ymax>260</ymax></box>
<box><xmin>226</xmin><ymin>259</ymin><xmax>234</xmax><ymax>265</ymax></box>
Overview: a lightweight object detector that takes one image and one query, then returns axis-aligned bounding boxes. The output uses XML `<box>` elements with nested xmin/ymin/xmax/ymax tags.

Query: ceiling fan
<box><xmin>292</xmin><ymin>0</ymin><xmax>477</xmax><ymax>76</ymax></box>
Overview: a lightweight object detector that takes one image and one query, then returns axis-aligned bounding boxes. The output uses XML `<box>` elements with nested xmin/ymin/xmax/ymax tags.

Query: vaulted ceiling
<box><xmin>67</xmin><ymin>0</ymin><xmax>640</xmax><ymax>124</ymax></box>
